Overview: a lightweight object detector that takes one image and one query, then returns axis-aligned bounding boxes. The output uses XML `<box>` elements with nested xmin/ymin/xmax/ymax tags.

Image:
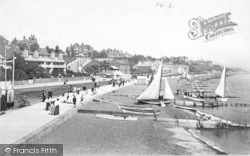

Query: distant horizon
<box><xmin>1</xmin><ymin>0</ymin><xmax>249</xmax><ymax>71</ymax></box>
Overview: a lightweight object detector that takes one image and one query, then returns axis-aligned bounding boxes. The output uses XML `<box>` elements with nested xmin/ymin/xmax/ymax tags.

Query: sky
<box><xmin>0</xmin><ymin>0</ymin><xmax>249</xmax><ymax>70</ymax></box>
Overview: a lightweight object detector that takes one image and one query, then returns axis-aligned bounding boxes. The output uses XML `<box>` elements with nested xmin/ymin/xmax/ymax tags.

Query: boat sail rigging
<box><xmin>183</xmin><ymin>66</ymin><xmax>228</xmax><ymax>103</ymax></box>
<box><xmin>163</xmin><ymin>77</ymin><xmax>175</xmax><ymax>100</ymax></box>
<box><xmin>137</xmin><ymin>59</ymin><xmax>174</xmax><ymax>105</ymax></box>
<box><xmin>215</xmin><ymin>66</ymin><xmax>228</xmax><ymax>102</ymax></box>
<box><xmin>180</xmin><ymin>67</ymin><xmax>191</xmax><ymax>80</ymax></box>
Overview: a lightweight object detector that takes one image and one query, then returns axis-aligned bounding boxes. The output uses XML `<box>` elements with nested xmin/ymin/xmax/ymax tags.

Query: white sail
<box><xmin>163</xmin><ymin>78</ymin><xmax>175</xmax><ymax>99</ymax></box>
<box><xmin>215</xmin><ymin>66</ymin><xmax>226</xmax><ymax>97</ymax></box>
<box><xmin>181</xmin><ymin>68</ymin><xmax>191</xmax><ymax>80</ymax></box>
<box><xmin>181</xmin><ymin>69</ymin><xmax>187</xmax><ymax>78</ymax></box>
<box><xmin>186</xmin><ymin>68</ymin><xmax>191</xmax><ymax>80</ymax></box>
<box><xmin>137</xmin><ymin>60</ymin><xmax>163</xmax><ymax>100</ymax></box>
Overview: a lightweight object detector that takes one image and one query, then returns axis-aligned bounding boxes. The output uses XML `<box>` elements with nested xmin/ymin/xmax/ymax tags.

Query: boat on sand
<box><xmin>136</xmin><ymin>59</ymin><xmax>175</xmax><ymax>107</ymax></box>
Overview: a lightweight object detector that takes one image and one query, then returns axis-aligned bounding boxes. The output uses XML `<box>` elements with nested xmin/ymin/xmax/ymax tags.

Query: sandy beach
<box><xmin>33</xmin><ymin>81</ymin><xmax>219</xmax><ymax>155</ymax></box>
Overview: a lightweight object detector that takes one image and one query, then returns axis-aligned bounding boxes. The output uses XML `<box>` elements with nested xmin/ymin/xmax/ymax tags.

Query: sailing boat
<box><xmin>183</xmin><ymin>66</ymin><xmax>228</xmax><ymax>103</ymax></box>
<box><xmin>137</xmin><ymin>60</ymin><xmax>175</xmax><ymax>106</ymax></box>
<box><xmin>180</xmin><ymin>67</ymin><xmax>191</xmax><ymax>80</ymax></box>
<box><xmin>215</xmin><ymin>66</ymin><xmax>228</xmax><ymax>102</ymax></box>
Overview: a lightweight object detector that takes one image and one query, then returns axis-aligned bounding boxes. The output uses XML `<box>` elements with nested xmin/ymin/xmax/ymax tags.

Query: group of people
<box><xmin>42</xmin><ymin>89</ymin><xmax>53</xmax><ymax>102</ymax></box>
<box><xmin>184</xmin><ymin>91</ymin><xmax>205</xmax><ymax>98</ymax></box>
<box><xmin>112</xmin><ymin>78</ymin><xmax>126</xmax><ymax>87</ymax></box>
<box><xmin>42</xmin><ymin>82</ymin><xmax>100</xmax><ymax>115</ymax></box>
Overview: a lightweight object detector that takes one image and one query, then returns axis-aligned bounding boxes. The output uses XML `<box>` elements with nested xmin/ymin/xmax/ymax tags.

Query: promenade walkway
<box><xmin>0</xmin><ymin>81</ymin><xmax>134</xmax><ymax>145</ymax></box>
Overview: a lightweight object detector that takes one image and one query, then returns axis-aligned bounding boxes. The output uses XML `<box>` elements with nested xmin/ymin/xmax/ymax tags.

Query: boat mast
<box><xmin>159</xmin><ymin>59</ymin><xmax>163</xmax><ymax>98</ymax></box>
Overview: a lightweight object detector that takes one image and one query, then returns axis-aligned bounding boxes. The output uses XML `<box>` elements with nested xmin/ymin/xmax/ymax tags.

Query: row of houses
<box><xmin>66</xmin><ymin>43</ymin><xmax>94</xmax><ymax>57</ymax></box>
<box><xmin>1</xmin><ymin>35</ymin><xmax>191</xmax><ymax>77</ymax></box>
<box><xmin>0</xmin><ymin>35</ymin><xmax>67</xmax><ymax>74</ymax></box>
<box><xmin>1</xmin><ymin>35</ymin><xmax>132</xmax><ymax>76</ymax></box>
<box><xmin>101</xmin><ymin>49</ymin><xmax>132</xmax><ymax>58</ymax></box>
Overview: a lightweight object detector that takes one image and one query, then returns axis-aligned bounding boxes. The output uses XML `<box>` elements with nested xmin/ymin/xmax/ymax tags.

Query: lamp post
<box><xmin>4</xmin><ymin>45</ymin><xmax>15</xmax><ymax>100</ymax></box>
<box><xmin>12</xmin><ymin>56</ymin><xmax>16</xmax><ymax>90</ymax></box>
<box><xmin>4</xmin><ymin>46</ymin><xmax>7</xmax><ymax>94</ymax></box>
<box><xmin>98</xmin><ymin>61</ymin><xmax>100</xmax><ymax>86</ymax></box>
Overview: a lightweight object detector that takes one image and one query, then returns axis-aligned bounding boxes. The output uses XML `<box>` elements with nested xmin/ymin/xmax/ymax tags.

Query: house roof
<box><xmin>137</xmin><ymin>61</ymin><xmax>152</xmax><ymax>66</ymax></box>
<box><xmin>39</xmin><ymin>48</ymin><xmax>49</xmax><ymax>55</ymax></box>
<box><xmin>0</xmin><ymin>45</ymin><xmax>16</xmax><ymax>60</ymax></box>
<box><xmin>109</xmin><ymin>59</ymin><xmax>129</xmax><ymax>65</ymax></box>
<box><xmin>110</xmin><ymin>66</ymin><xmax>120</xmax><ymax>70</ymax></box>
<box><xmin>0</xmin><ymin>35</ymin><xmax>9</xmax><ymax>46</ymax></box>
<box><xmin>25</xmin><ymin>57</ymin><xmax>65</xmax><ymax>63</ymax></box>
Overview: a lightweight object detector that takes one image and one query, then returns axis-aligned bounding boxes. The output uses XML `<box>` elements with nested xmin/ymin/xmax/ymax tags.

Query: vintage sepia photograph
<box><xmin>0</xmin><ymin>0</ymin><xmax>250</xmax><ymax>155</ymax></box>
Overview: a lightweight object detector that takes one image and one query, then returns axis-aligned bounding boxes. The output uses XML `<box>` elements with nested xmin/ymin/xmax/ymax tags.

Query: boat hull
<box><xmin>174</xmin><ymin>100</ymin><xmax>224</xmax><ymax>107</ymax></box>
<box><xmin>137</xmin><ymin>100</ymin><xmax>171</xmax><ymax>105</ymax></box>
<box><xmin>96</xmin><ymin>114</ymin><xmax>138</xmax><ymax>121</ymax></box>
<box><xmin>183</xmin><ymin>95</ymin><xmax>205</xmax><ymax>102</ymax></box>
<box><xmin>217</xmin><ymin>97</ymin><xmax>228</xmax><ymax>102</ymax></box>
<box><xmin>119</xmin><ymin>105</ymin><xmax>153</xmax><ymax>111</ymax></box>
<box><xmin>122</xmin><ymin>109</ymin><xmax>160</xmax><ymax>116</ymax></box>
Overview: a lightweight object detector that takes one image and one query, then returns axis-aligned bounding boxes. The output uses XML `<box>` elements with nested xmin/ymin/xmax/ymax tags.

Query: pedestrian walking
<box><xmin>48</xmin><ymin>89</ymin><xmax>53</xmax><ymax>99</ymax></box>
<box><xmin>42</xmin><ymin>90</ymin><xmax>46</xmax><ymax>102</ymax></box>
<box><xmin>0</xmin><ymin>93</ymin><xmax>7</xmax><ymax>113</ymax></box>
<box><xmin>122</xmin><ymin>79</ymin><xmax>125</xmax><ymax>86</ymax></box>
<box><xmin>45</xmin><ymin>97</ymin><xmax>50</xmax><ymax>110</ymax></box>
<box><xmin>49</xmin><ymin>101</ymin><xmax>55</xmax><ymax>115</ymax></box>
<box><xmin>94</xmin><ymin>82</ymin><xmax>97</xmax><ymax>88</ymax></box>
<box><xmin>118</xmin><ymin>81</ymin><xmax>121</xmax><ymax>88</ymax></box>
<box><xmin>73</xmin><ymin>95</ymin><xmax>76</xmax><ymax>108</ymax></box>
<box><xmin>112</xmin><ymin>80</ymin><xmax>115</xmax><ymax>87</ymax></box>
<box><xmin>83</xmin><ymin>86</ymin><xmax>86</xmax><ymax>91</ymax></box>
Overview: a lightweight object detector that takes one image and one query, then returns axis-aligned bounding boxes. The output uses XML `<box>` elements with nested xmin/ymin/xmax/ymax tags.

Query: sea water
<box><xmin>193</xmin><ymin>74</ymin><xmax>250</xmax><ymax>155</ymax></box>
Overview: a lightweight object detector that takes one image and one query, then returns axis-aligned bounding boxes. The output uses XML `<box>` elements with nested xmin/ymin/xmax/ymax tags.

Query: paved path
<box><xmin>0</xmin><ymin>81</ymin><xmax>134</xmax><ymax>145</ymax></box>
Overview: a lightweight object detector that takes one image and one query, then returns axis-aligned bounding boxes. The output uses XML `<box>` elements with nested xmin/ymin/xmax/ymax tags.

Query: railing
<box><xmin>13</xmin><ymin>76</ymin><xmax>93</xmax><ymax>85</ymax></box>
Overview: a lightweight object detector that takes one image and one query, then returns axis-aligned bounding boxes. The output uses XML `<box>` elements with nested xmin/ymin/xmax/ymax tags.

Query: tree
<box><xmin>15</xmin><ymin>53</ymin><xmax>28</xmax><ymax>71</ymax></box>
<box><xmin>84</xmin><ymin>65</ymin><xmax>99</xmax><ymax>74</ymax></box>
<box><xmin>99</xmin><ymin>51</ymin><xmax>107</xmax><ymax>58</ymax></box>
<box><xmin>46</xmin><ymin>46</ymin><xmax>52</xmax><ymax>53</ymax></box>
<box><xmin>52</xmin><ymin>68</ymin><xmax>64</xmax><ymax>77</ymax></box>
<box><xmin>30</xmin><ymin>42</ymin><xmax>40</xmax><ymax>52</ymax></box>
<box><xmin>92</xmin><ymin>50</ymin><xmax>100</xmax><ymax>58</ymax></box>
<box><xmin>12</xmin><ymin>54</ymin><xmax>47</xmax><ymax>80</ymax></box>
<box><xmin>55</xmin><ymin>45</ymin><xmax>60</xmax><ymax>53</ymax></box>
<box><xmin>163</xmin><ymin>57</ymin><xmax>170</xmax><ymax>62</ymax></box>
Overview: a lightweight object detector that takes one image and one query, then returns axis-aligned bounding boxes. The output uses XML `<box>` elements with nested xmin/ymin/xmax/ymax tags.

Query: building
<box><xmin>11</xmin><ymin>35</ymin><xmax>66</xmax><ymax>73</ymax></box>
<box><xmin>0</xmin><ymin>36</ymin><xmax>17</xmax><ymax>68</ymax></box>
<box><xmin>108</xmin><ymin>59</ymin><xmax>130</xmax><ymax>74</ymax></box>
<box><xmin>22</xmin><ymin>48</ymin><xmax>66</xmax><ymax>73</ymax></box>
<box><xmin>134</xmin><ymin>61</ymin><xmax>154</xmax><ymax>74</ymax></box>
<box><xmin>66</xmin><ymin>43</ymin><xmax>94</xmax><ymax>57</ymax></box>
<box><xmin>102</xmin><ymin>49</ymin><xmax>132</xmax><ymax>58</ymax></box>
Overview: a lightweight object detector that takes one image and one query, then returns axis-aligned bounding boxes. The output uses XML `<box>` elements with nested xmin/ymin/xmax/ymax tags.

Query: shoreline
<box><xmin>166</xmin><ymin>127</ymin><xmax>221</xmax><ymax>155</ymax></box>
<box><xmin>32</xmin><ymin>83</ymin><xmax>221</xmax><ymax>155</ymax></box>
<box><xmin>3</xmin><ymin>78</ymin><xmax>234</xmax><ymax>155</ymax></box>
<box><xmin>187</xmin><ymin>129</ymin><xmax>228</xmax><ymax>155</ymax></box>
